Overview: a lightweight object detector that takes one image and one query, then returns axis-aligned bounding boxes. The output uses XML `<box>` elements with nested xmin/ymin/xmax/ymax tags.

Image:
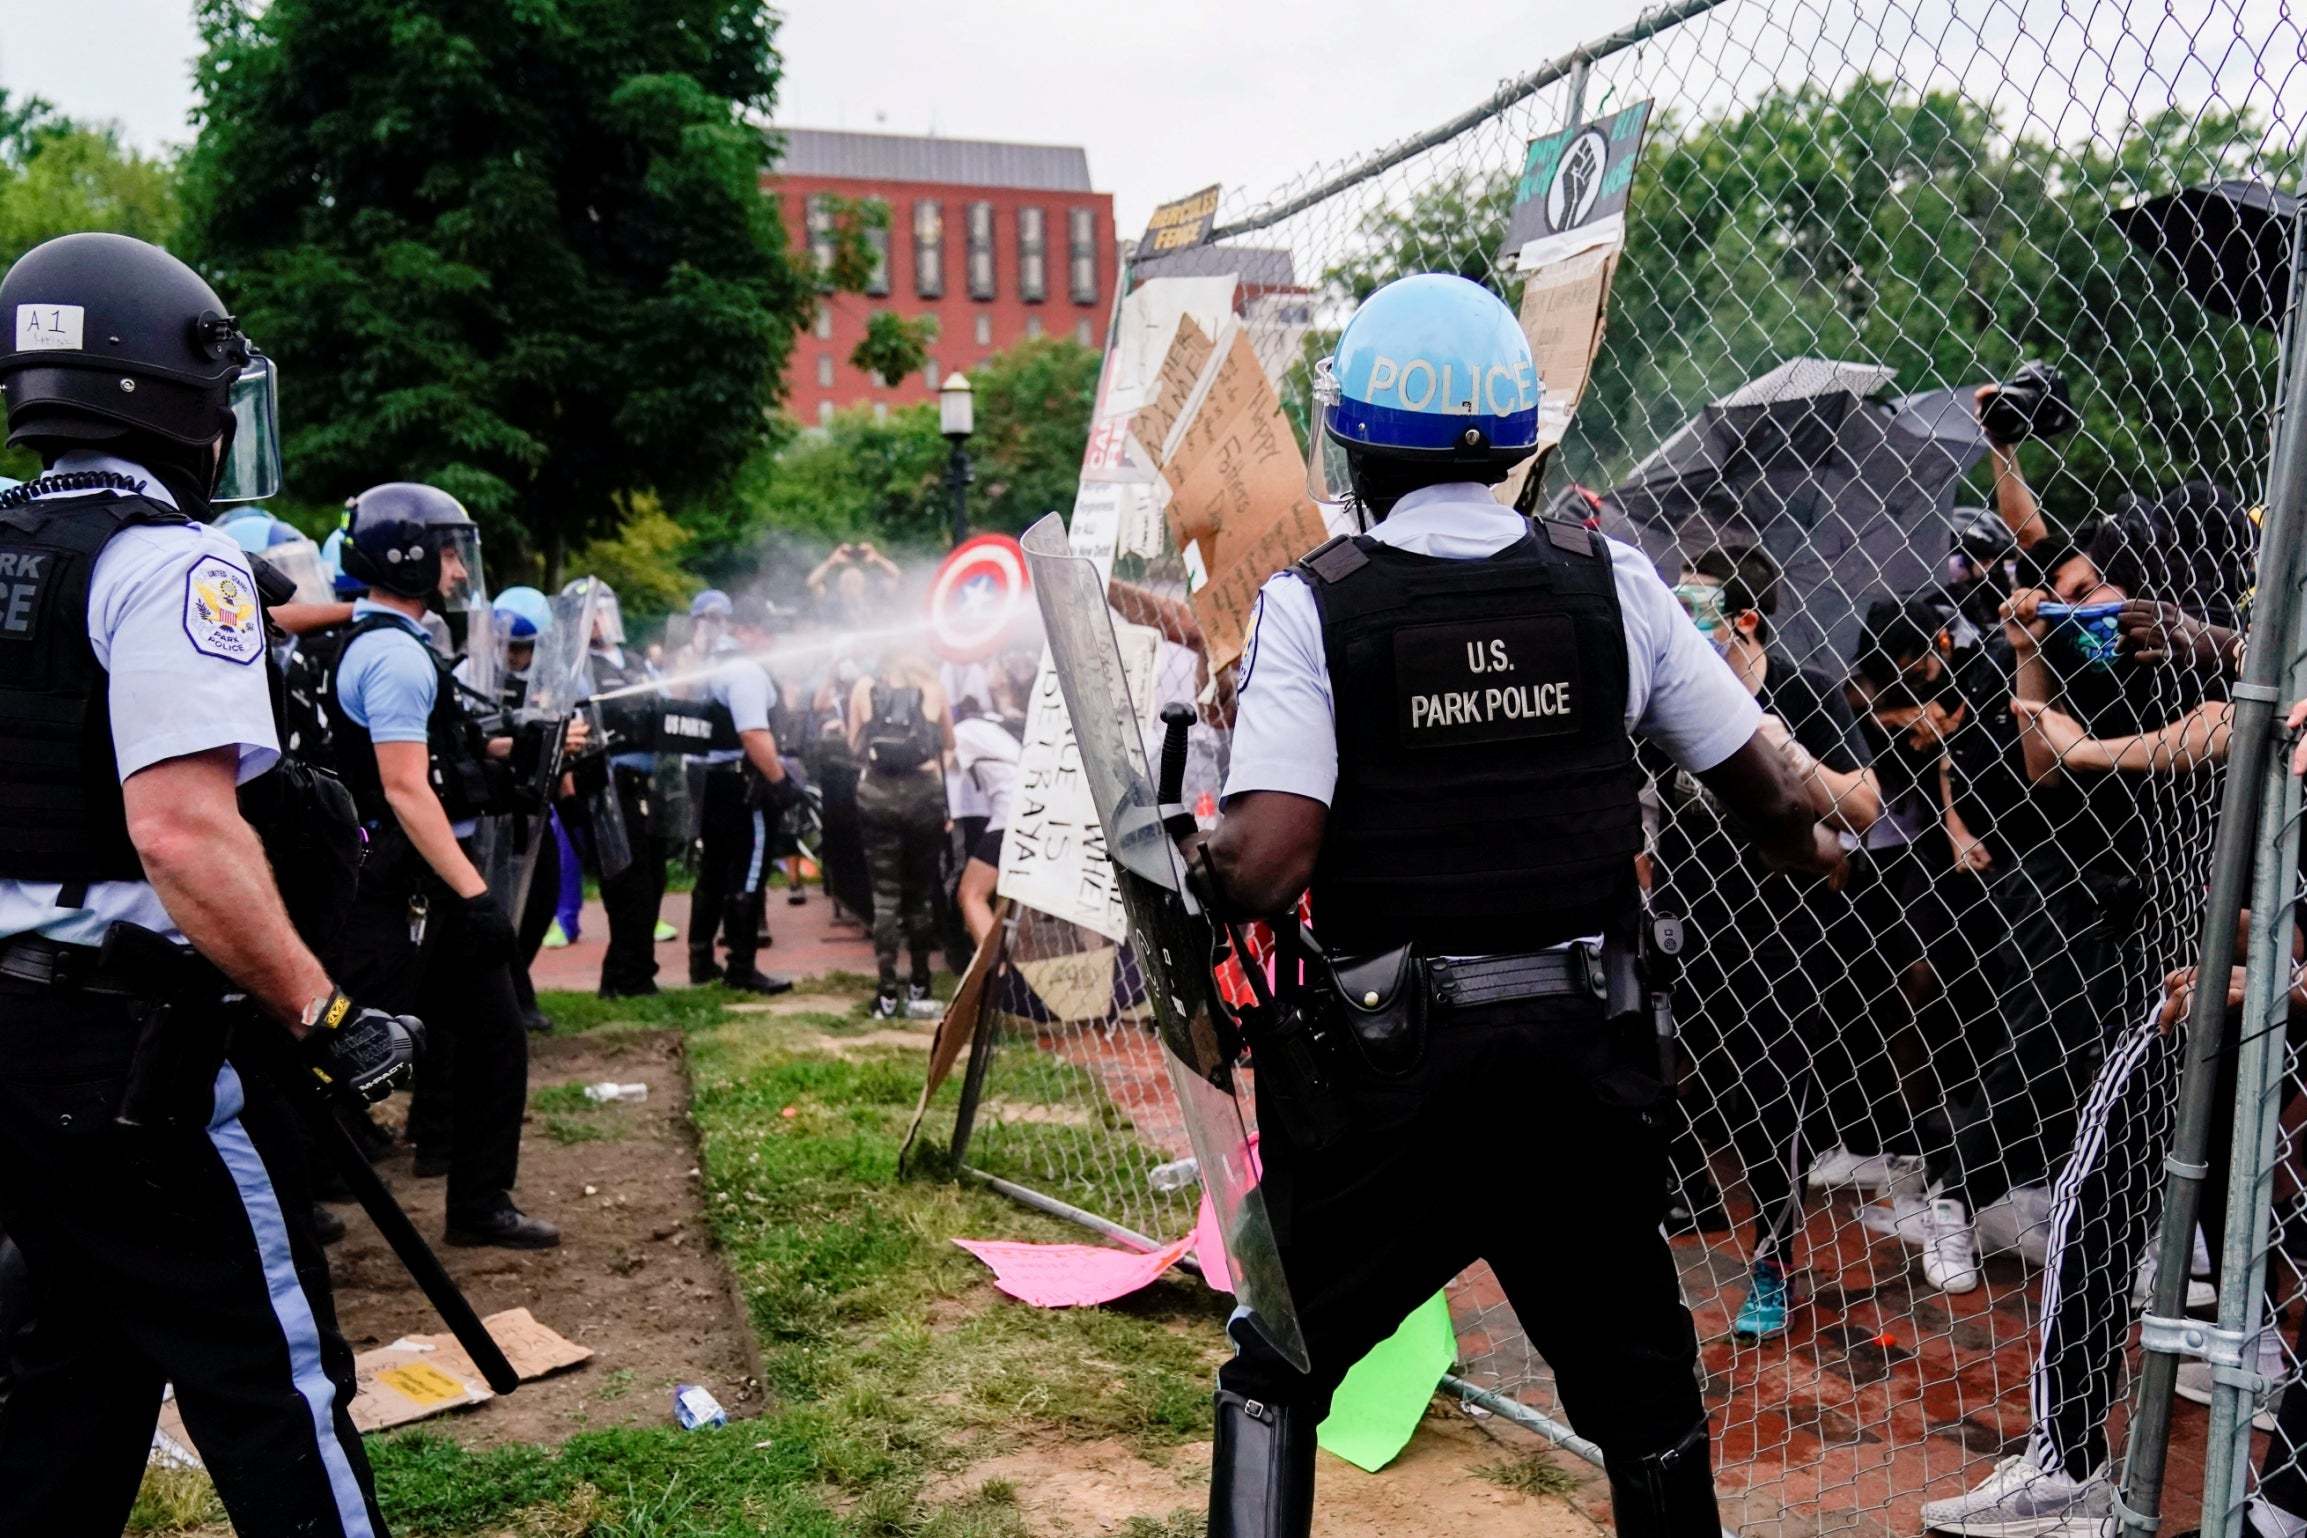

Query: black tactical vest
<box><xmin>0</xmin><ymin>489</ymin><xmax>191</xmax><ymax>884</ymax></box>
<box><xmin>320</xmin><ymin>612</ymin><xmax>501</xmax><ymax>824</ymax></box>
<box><xmin>1299</xmin><ymin>519</ymin><xmax>1643</xmax><ymax>956</ymax></box>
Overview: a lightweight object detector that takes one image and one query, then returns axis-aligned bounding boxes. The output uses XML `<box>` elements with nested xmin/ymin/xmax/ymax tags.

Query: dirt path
<box><xmin>324</xmin><ymin>1028</ymin><xmax>764</xmax><ymax>1447</ymax></box>
<box><xmin>930</xmin><ymin>1410</ymin><xmax>1608</xmax><ymax>1536</ymax></box>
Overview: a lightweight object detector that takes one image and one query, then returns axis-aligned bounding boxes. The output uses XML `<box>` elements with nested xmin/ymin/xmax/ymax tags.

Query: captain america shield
<box><xmin>928</xmin><ymin>534</ymin><xmax>1031</xmax><ymax>662</ymax></box>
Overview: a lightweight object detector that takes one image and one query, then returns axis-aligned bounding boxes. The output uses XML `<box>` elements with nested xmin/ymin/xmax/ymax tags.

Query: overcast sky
<box><xmin>0</xmin><ymin>0</ymin><xmax>1654</xmax><ymax>231</ymax></box>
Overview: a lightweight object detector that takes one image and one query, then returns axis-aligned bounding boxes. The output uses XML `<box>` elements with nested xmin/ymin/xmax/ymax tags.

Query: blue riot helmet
<box><xmin>492</xmin><ymin>586</ymin><xmax>553</xmax><ymax>641</ymax></box>
<box><xmin>1308</xmin><ymin>273</ymin><xmax>1541</xmax><ymax>521</ymax></box>
<box><xmin>319</xmin><ymin>524</ymin><xmax>365</xmax><ymax>598</ymax></box>
<box><xmin>690</xmin><ymin>587</ymin><xmax>733</xmax><ymax>652</ymax></box>
<box><xmin>341</xmin><ymin>482</ymin><xmax>485</xmax><ymax>609</ymax></box>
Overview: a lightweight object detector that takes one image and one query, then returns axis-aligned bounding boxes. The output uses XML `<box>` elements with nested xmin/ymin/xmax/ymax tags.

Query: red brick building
<box><xmin>765</xmin><ymin>129</ymin><xmax>1117</xmax><ymax>425</ymax></box>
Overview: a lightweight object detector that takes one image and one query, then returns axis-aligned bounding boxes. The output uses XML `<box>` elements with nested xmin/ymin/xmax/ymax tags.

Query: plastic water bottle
<box><xmin>584</xmin><ymin>1082</ymin><xmax>649</xmax><ymax>1105</ymax></box>
<box><xmin>673</xmin><ymin>1384</ymin><xmax>728</xmax><ymax>1430</ymax></box>
<box><xmin>1148</xmin><ymin>1157</ymin><xmax>1200</xmax><ymax>1194</ymax></box>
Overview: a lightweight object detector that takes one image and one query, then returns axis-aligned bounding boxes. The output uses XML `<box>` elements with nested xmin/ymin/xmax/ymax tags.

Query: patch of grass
<box><xmin>1476</xmin><ymin>1454</ymin><xmax>1582</xmax><ymax>1496</ymax></box>
<box><xmin>127</xmin><ymin>1464</ymin><xmax>224</xmax><ymax>1532</ymax></box>
<box><xmin>1118</xmin><ymin>1512</ymin><xmax>1204</xmax><ymax>1538</ymax></box>
<box><xmin>359</xmin><ymin>973</ymin><xmax>1229</xmax><ymax>1535</ymax></box>
<box><xmin>542</xmin><ymin>1113</ymin><xmax>615</xmax><ymax>1145</ymax></box>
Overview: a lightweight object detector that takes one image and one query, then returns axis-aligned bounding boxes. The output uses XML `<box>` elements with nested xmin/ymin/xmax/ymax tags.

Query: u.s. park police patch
<box><xmin>183</xmin><ymin>555</ymin><xmax>264</xmax><ymax>664</ymax></box>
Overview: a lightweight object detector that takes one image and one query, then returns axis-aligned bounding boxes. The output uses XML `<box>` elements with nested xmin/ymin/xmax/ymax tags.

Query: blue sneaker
<box><xmin>1733</xmin><ymin>1259</ymin><xmax>1791</xmax><ymax>1339</ymax></box>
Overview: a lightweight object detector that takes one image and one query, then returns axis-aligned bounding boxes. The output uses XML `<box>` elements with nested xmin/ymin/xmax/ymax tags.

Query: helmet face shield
<box><xmin>259</xmin><ymin>535</ymin><xmax>333</xmax><ymax>604</ymax></box>
<box><xmin>1306</xmin><ymin>355</ymin><xmax>1352</xmax><ymax>505</ymax></box>
<box><xmin>436</xmin><ymin>524</ymin><xmax>486</xmax><ymax>613</ymax></box>
<box><xmin>212</xmin><ymin>353</ymin><xmax>282</xmax><ymax>504</ymax></box>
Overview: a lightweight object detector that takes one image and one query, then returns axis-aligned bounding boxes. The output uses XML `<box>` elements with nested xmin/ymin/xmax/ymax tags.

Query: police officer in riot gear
<box><xmin>1196</xmin><ymin>274</ymin><xmax>1842</xmax><ymax>1537</ymax></box>
<box><xmin>0</xmin><ymin>232</ymin><xmax>417</xmax><ymax>1535</ymax></box>
<box><xmin>569</xmin><ymin>577</ymin><xmax>672</xmax><ymax>997</ymax></box>
<box><xmin>325</xmin><ymin>482</ymin><xmax>562</xmax><ymax>1249</ymax></box>
<box><xmin>688</xmin><ymin>590</ymin><xmax>804</xmax><ymax>994</ymax></box>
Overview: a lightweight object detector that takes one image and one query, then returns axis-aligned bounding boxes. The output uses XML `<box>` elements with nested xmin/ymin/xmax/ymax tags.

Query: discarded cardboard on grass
<box><xmin>899</xmin><ymin>896</ymin><xmax>1011</xmax><ymax>1167</ymax></box>
<box><xmin>157</xmin><ymin>1306</ymin><xmax>594</xmax><ymax>1453</ymax></box>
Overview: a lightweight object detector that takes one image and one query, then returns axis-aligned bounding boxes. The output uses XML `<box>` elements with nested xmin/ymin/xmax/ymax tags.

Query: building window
<box><xmin>1018</xmin><ymin>207</ymin><xmax>1047</xmax><ymax>302</ymax></box>
<box><xmin>974</xmin><ymin>313</ymin><xmax>992</xmax><ymax>347</ymax></box>
<box><xmin>806</xmin><ymin>195</ymin><xmax>837</xmax><ymax>271</ymax></box>
<box><xmin>817</xmin><ymin>400</ymin><xmax>834</xmax><ymax>426</ymax></box>
<box><xmin>813</xmin><ymin>304</ymin><xmax>832</xmax><ymax>340</ymax></box>
<box><xmin>967</xmin><ymin>201</ymin><xmax>996</xmax><ymax>300</ymax></box>
<box><xmin>1077</xmin><ymin>318</ymin><xmax>1094</xmax><ymax>346</ymax></box>
<box><xmin>925</xmin><ymin>358</ymin><xmax>941</xmax><ymax>390</ymax></box>
<box><xmin>816</xmin><ymin>355</ymin><xmax>834</xmax><ymax>388</ymax></box>
<box><xmin>1069</xmin><ymin>207</ymin><xmax>1098</xmax><ymax>304</ymax></box>
<box><xmin>873</xmin><ymin>402</ymin><xmax>888</xmax><ymax>423</ymax></box>
<box><xmin>913</xmin><ymin>200</ymin><xmax>943</xmax><ymax>299</ymax></box>
<box><xmin>1026</xmin><ymin>315</ymin><xmax>1043</xmax><ymax>339</ymax></box>
<box><xmin>863</xmin><ymin>199</ymin><xmax>890</xmax><ymax>296</ymax></box>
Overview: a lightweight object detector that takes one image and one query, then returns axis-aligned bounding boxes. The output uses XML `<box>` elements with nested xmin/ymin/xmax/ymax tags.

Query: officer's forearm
<box><xmin>1202</xmin><ymin>791</ymin><xmax>1325</xmax><ymax>917</ymax></box>
<box><xmin>123</xmin><ymin>748</ymin><xmax>331</xmax><ymax>1026</ymax></box>
<box><xmin>1694</xmin><ymin>732</ymin><xmax>1840</xmax><ymax>877</ymax></box>
<box><xmin>741</xmin><ymin>728</ymin><xmax>786</xmax><ymax>782</ymax></box>
<box><xmin>375</xmin><ymin>742</ymin><xmax>488</xmax><ymax>898</ymax></box>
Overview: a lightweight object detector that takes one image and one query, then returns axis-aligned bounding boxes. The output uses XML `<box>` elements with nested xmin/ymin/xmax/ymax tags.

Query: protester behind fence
<box><xmin>850</xmin><ymin>652</ymin><xmax>954</xmax><ymax>1019</ymax></box>
<box><xmin>1654</xmin><ymin>544</ymin><xmax>1881</xmax><ymax>1339</ymax></box>
<box><xmin>1912</xmin><ymin>481</ymin><xmax>2250</xmax><ymax>1298</ymax></box>
<box><xmin>808</xmin><ymin>541</ymin><xmax>903</xmax><ymax>630</ymax></box>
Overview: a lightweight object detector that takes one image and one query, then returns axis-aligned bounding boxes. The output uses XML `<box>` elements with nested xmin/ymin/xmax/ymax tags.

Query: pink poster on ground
<box><xmin>953</xmin><ymin>1233</ymin><xmax>1196</xmax><ymax>1308</ymax></box>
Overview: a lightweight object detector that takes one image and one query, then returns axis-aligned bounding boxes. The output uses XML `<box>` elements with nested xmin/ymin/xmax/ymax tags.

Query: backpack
<box><xmin>865</xmin><ymin>684</ymin><xmax>939</xmax><ymax>772</ymax></box>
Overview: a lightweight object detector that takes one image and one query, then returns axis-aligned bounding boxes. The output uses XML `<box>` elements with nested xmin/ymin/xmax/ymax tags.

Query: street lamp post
<box><xmin>939</xmin><ymin>371</ymin><xmax>975</xmax><ymax>548</ymax></box>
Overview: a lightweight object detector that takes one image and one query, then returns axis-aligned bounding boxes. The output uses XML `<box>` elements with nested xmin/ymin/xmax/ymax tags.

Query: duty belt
<box><xmin>1426</xmin><ymin>945</ymin><xmax>1606</xmax><ymax>1010</ymax></box>
<box><xmin>0</xmin><ymin>933</ymin><xmax>156</xmax><ymax>995</ymax></box>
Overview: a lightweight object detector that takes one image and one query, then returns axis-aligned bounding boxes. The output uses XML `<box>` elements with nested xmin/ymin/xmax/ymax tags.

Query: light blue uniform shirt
<box><xmin>337</xmin><ymin>599</ymin><xmax>480</xmax><ymax>838</ymax></box>
<box><xmin>0</xmin><ymin>452</ymin><xmax>280</xmax><ymax>945</ymax></box>
<box><xmin>699</xmin><ymin>647</ymin><xmax>776</xmax><ymax>767</ymax></box>
<box><xmin>1225</xmin><ymin>483</ymin><xmax>1763</xmax><ymax>807</ymax></box>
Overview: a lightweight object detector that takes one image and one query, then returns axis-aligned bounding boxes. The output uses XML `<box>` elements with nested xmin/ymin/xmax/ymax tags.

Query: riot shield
<box><xmin>491</xmin><ymin>582</ymin><xmax>601</xmax><ymax>922</ymax></box>
<box><xmin>1019</xmin><ymin>513</ymin><xmax>1307</xmax><ymax>1371</ymax></box>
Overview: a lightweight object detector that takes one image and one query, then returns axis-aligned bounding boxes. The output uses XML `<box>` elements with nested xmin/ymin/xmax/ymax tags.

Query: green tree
<box><xmin>744</xmin><ymin>404</ymin><xmax>949</xmax><ymax>546</ymax></box>
<box><xmin>964</xmin><ymin>336</ymin><xmax>1101</xmax><ymax>531</ymax></box>
<box><xmin>0</xmin><ymin>96</ymin><xmax>179</xmax><ymax>273</ymax></box>
<box><xmin>852</xmin><ymin>311</ymin><xmax>938</xmax><ymax>387</ymax></box>
<box><xmin>178</xmin><ymin>0</ymin><xmax>819</xmax><ymax>577</ymax></box>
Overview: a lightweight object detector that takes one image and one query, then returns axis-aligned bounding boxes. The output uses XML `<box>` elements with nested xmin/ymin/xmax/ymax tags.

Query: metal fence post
<box><xmin>2122</xmin><ymin>277</ymin><xmax>2307</xmax><ymax>1538</ymax></box>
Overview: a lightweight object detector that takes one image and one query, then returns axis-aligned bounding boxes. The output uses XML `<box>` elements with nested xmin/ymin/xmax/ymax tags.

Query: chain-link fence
<box><xmin>938</xmin><ymin>1</ymin><xmax>2307</xmax><ymax>1533</ymax></box>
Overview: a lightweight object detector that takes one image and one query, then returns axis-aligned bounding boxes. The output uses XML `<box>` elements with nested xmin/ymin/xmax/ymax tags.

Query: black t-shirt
<box><xmin>1654</xmin><ymin>648</ymin><xmax>1867</xmax><ymax>963</ymax></box>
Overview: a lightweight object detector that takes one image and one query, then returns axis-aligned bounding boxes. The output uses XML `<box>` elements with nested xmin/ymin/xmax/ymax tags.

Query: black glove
<box><xmin>303</xmin><ymin>991</ymin><xmax>425</xmax><ymax>1105</ymax></box>
<box><xmin>460</xmin><ymin>890</ymin><xmax>520</xmax><ymax>964</ymax></box>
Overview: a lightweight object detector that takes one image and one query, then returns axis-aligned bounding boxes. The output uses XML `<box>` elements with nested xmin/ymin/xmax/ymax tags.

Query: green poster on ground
<box><xmin>1316</xmin><ymin>1291</ymin><xmax>1458</xmax><ymax>1473</ymax></box>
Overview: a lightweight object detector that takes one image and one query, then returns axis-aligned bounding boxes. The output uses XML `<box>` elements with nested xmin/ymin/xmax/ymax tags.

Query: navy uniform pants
<box><xmin>1219</xmin><ymin>994</ymin><xmax>1707</xmax><ymax>1465</ymax></box>
<box><xmin>0</xmin><ymin>983</ymin><xmax>386</xmax><ymax>1537</ymax></box>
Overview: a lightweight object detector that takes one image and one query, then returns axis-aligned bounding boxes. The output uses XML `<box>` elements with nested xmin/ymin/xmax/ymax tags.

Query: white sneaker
<box><xmin>1808</xmin><ymin>1148</ymin><xmax>1926</xmax><ymax>1194</ymax></box>
<box><xmin>2131</xmin><ymin>1254</ymin><xmax>2219</xmax><ymax>1313</ymax></box>
<box><xmin>1858</xmin><ymin>1193</ymin><xmax>1933</xmax><ymax>1243</ymax></box>
<box><xmin>1922</xmin><ymin>1196</ymin><xmax>1982</xmax><ymax>1294</ymax></box>
<box><xmin>2176</xmin><ymin>1327</ymin><xmax>2284</xmax><ymax>1431</ymax></box>
<box><xmin>1919</xmin><ymin>1454</ymin><xmax>2115</xmax><ymax>1538</ymax></box>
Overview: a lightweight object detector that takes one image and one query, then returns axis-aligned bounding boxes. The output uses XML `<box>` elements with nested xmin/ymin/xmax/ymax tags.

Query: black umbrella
<box><xmin>1597</xmin><ymin>359</ymin><xmax>1989</xmax><ymax>669</ymax></box>
<box><xmin>2113</xmin><ymin>180</ymin><xmax>2302</xmax><ymax>334</ymax></box>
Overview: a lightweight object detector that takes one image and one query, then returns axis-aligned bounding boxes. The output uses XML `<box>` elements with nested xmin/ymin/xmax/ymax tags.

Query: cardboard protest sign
<box><xmin>1157</xmin><ymin>328</ymin><xmax>1329</xmax><ymax>670</ymax></box>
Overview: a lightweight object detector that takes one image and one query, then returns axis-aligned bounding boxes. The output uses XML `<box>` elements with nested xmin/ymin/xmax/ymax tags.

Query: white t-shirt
<box><xmin>0</xmin><ymin>453</ymin><xmax>281</xmax><ymax>945</ymax></box>
<box><xmin>953</xmin><ymin>715</ymin><xmax>1023</xmax><ymax>833</ymax></box>
<box><xmin>1224</xmin><ymin>483</ymin><xmax>1762</xmax><ymax>807</ymax></box>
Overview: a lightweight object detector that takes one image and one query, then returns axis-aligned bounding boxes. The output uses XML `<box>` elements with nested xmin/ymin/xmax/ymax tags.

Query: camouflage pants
<box><xmin>856</xmin><ymin>767</ymin><xmax>946</xmax><ymax>994</ymax></box>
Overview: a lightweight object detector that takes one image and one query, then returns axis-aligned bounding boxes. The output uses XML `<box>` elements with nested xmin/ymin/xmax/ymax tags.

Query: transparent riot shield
<box><xmin>1019</xmin><ymin>512</ymin><xmax>1306</xmax><ymax>1371</ymax></box>
<box><xmin>490</xmin><ymin>582</ymin><xmax>601</xmax><ymax>922</ymax></box>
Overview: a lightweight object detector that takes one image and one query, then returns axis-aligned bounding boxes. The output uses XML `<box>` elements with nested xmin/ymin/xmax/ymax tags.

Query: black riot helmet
<box><xmin>341</xmin><ymin>482</ymin><xmax>487</xmax><ymax>608</ymax></box>
<box><xmin>0</xmin><ymin>233</ymin><xmax>281</xmax><ymax>505</ymax></box>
